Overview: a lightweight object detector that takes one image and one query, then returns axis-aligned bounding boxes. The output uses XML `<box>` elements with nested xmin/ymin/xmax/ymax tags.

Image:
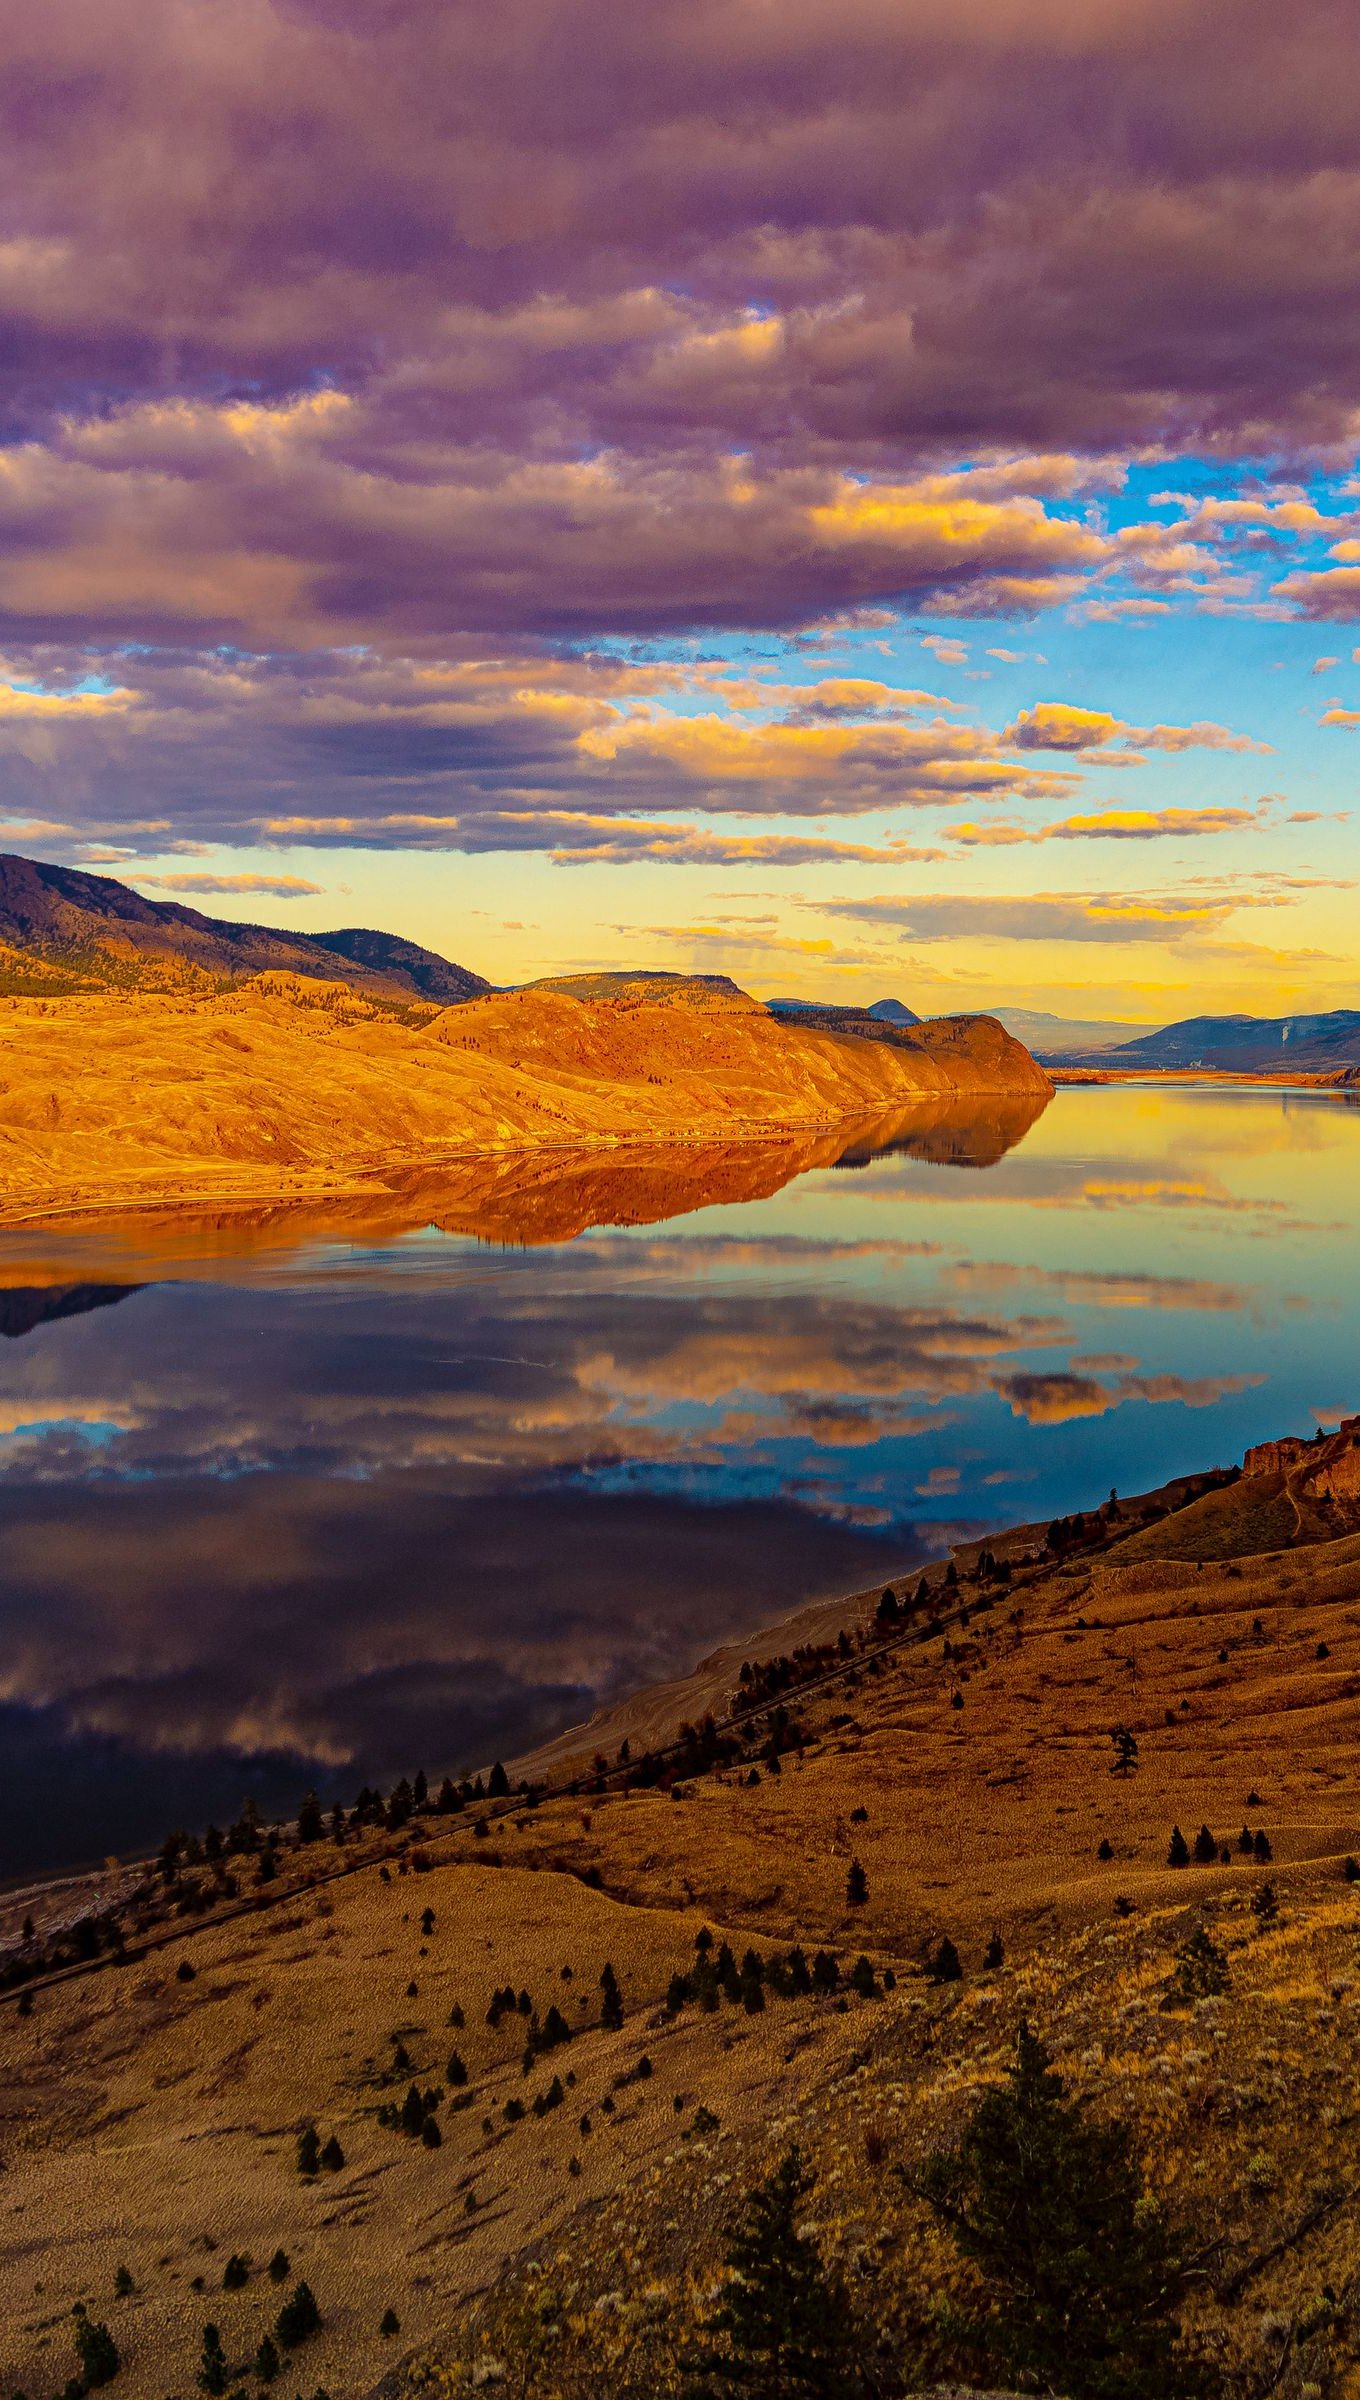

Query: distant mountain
<box><xmin>1101</xmin><ymin>1009</ymin><xmax>1360</xmax><ymax>1073</ymax></box>
<box><xmin>991</xmin><ymin>1007</ymin><xmax>1156</xmax><ymax>1057</ymax></box>
<box><xmin>0</xmin><ymin>853</ymin><xmax>489</xmax><ymax>1005</ymax></box>
<box><xmin>768</xmin><ymin>994</ymin><xmax>920</xmax><ymax>1026</ymax></box>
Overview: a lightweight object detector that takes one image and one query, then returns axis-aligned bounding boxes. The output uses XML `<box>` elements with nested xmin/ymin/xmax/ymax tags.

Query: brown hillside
<box><xmin>5</xmin><ymin>1428</ymin><xmax>1360</xmax><ymax>2397</ymax></box>
<box><xmin>0</xmin><ymin>973</ymin><xmax>1050</xmax><ymax>1225</ymax></box>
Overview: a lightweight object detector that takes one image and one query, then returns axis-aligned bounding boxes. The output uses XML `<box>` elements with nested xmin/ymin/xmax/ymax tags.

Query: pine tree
<box><xmin>72</xmin><ymin>2311</ymin><xmax>121</xmax><ymax>2391</ymax></box>
<box><xmin>446</xmin><ymin>2050</ymin><xmax>468</xmax><ymax>2086</ymax></box>
<box><xmin>488</xmin><ymin>1760</ymin><xmax>510</xmax><ymax>1799</ymax></box>
<box><xmin>274</xmin><ymin>2282</ymin><xmax>321</xmax><ymax>2349</ymax></box>
<box><xmin>254</xmin><ymin>2336</ymin><xmax>279</xmax><ymax>2384</ymax></box>
<box><xmin>297</xmin><ymin>1792</ymin><xmax>323</xmax><ymax>1844</ymax></box>
<box><xmin>420</xmin><ymin>1906</ymin><xmax>435</xmax><ymax>1936</ymax></box>
<box><xmin>846</xmin><ymin>1859</ymin><xmax>868</xmax><ymax>1907</ymax></box>
<box><xmin>682</xmin><ymin>2147</ymin><xmax>857</xmax><ymax>2397</ymax></box>
<box><xmin>1166</xmin><ymin>1825</ymin><xmax>1190</xmax><ymax>1868</ymax></box>
<box><xmin>197</xmin><ymin>2324</ymin><xmax>228</xmax><ymax>2396</ymax></box>
<box><xmin>849</xmin><ymin>1955</ymin><xmax>878</xmax><ymax>1999</ymax></box>
<box><xmin>919</xmin><ymin>2024</ymin><xmax>1199</xmax><ymax>2398</ymax></box>
<box><xmin>413</xmin><ymin>1769</ymin><xmax>428</xmax><ymax>1807</ymax></box>
<box><xmin>1192</xmin><ymin>1824</ymin><xmax>1218</xmax><ymax>1866</ymax></box>
<box><xmin>929</xmin><ymin>1936</ymin><xmax>962</xmax><ymax>1984</ymax></box>
<box><xmin>1173</xmin><ymin>1926</ymin><xmax>1231</xmax><ymax>2002</ymax></box>
<box><xmin>983</xmin><ymin>1930</ymin><xmax>1005</xmax><ymax>1971</ymax></box>
<box><xmin>380</xmin><ymin>2310</ymin><xmax>400</xmax><ymax>2339</ymax></box>
<box><xmin>600</xmin><ymin>1961</ymin><xmax>624</xmax><ymax>2030</ymax></box>
<box><xmin>296</xmin><ymin>2125</ymin><xmax>321</xmax><ymax>2175</ymax></box>
<box><xmin>319</xmin><ymin>2135</ymin><xmax>345</xmax><ymax>2171</ymax></box>
<box><xmin>221</xmin><ymin>2255</ymin><xmax>248</xmax><ymax>2290</ymax></box>
<box><xmin>420</xmin><ymin>2112</ymin><xmax>442</xmax><ymax>2147</ymax></box>
<box><xmin>1251</xmin><ymin>1881</ymin><xmax>1279</xmax><ymax>1924</ymax></box>
<box><xmin>1254</xmin><ymin>1829</ymin><xmax>1273</xmax><ymax>1862</ymax></box>
<box><xmin>1110</xmin><ymin>1727</ymin><xmax>1139</xmax><ymax>1776</ymax></box>
<box><xmin>811</xmin><ymin>1950</ymin><xmax>839</xmax><ymax>1995</ymax></box>
<box><xmin>267</xmin><ymin>2250</ymin><xmax>290</xmax><ymax>2285</ymax></box>
<box><xmin>400</xmin><ymin>2083</ymin><xmax>426</xmax><ymax>2136</ymax></box>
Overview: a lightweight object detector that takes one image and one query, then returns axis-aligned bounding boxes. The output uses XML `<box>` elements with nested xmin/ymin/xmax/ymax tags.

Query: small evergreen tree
<box><xmin>1166</xmin><ymin>1826</ymin><xmax>1190</xmax><ymax>1868</ymax></box>
<box><xmin>983</xmin><ymin>1930</ymin><xmax>1005</xmax><ymax>1971</ymax></box>
<box><xmin>420</xmin><ymin>1906</ymin><xmax>435</xmax><ymax>1936</ymax></box>
<box><xmin>599</xmin><ymin>1962</ymin><xmax>624</xmax><ymax>2030</ymax></box>
<box><xmin>1173</xmin><ymin>1925</ymin><xmax>1231</xmax><ymax>2002</ymax></box>
<box><xmin>197</xmin><ymin>2324</ymin><xmax>228</xmax><ymax>2396</ymax></box>
<box><xmin>1251</xmin><ymin>1881</ymin><xmax>1279</xmax><ymax>1924</ymax></box>
<box><xmin>446</xmin><ymin>2050</ymin><xmax>468</xmax><ymax>2085</ymax></box>
<box><xmin>221</xmin><ymin>2255</ymin><xmax>248</xmax><ymax>2290</ymax></box>
<box><xmin>319</xmin><ymin>2135</ymin><xmax>344</xmax><ymax>2171</ymax></box>
<box><xmin>1253</xmin><ymin>1829</ymin><xmax>1273</xmax><ymax>1862</ymax></box>
<box><xmin>929</xmin><ymin>1936</ymin><xmax>962</xmax><ymax>1984</ymax></box>
<box><xmin>1345</xmin><ymin>1855</ymin><xmax>1360</xmax><ymax>1882</ymax></box>
<box><xmin>849</xmin><ymin>1955</ymin><xmax>878</xmax><ymax>1999</ymax></box>
<box><xmin>488</xmin><ymin>1760</ymin><xmax>510</xmax><ymax>1798</ymax></box>
<box><xmin>266</xmin><ymin>2249</ymin><xmax>289</xmax><ymax>2285</ymax></box>
<box><xmin>274</xmin><ymin>2283</ymin><xmax>321</xmax><ymax>2349</ymax></box>
<box><xmin>420</xmin><ymin>2113</ymin><xmax>442</xmax><ymax>2147</ymax></box>
<box><xmin>73</xmin><ymin>2312</ymin><xmax>121</xmax><ymax>2391</ymax></box>
<box><xmin>297</xmin><ymin>1792</ymin><xmax>323</xmax><ymax>1844</ymax></box>
<box><xmin>296</xmin><ymin>2125</ymin><xmax>321</xmax><ymax>2176</ymax></box>
<box><xmin>379</xmin><ymin>2310</ymin><xmax>400</xmax><ymax>2339</ymax></box>
<box><xmin>400</xmin><ymin>2083</ymin><xmax>426</xmax><ymax>2136</ymax></box>
<box><xmin>254</xmin><ymin>2335</ymin><xmax>278</xmax><ymax>2384</ymax></box>
<box><xmin>1097</xmin><ymin>1837</ymin><xmax>1114</xmax><ymax>1861</ymax></box>
<box><xmin>113</xmin><ymin>2266</ymin><xmax>134</xmax><ymax>2300</ymax></box>
<box><xmin>1237</xmin><ymin>1824</ymin><xmax>1254</xmax><ymax>1854</ymax></box>
<box><xmin>811</xmin><ymin>1950</ymin><xmax>839</xmax><ymax>1995</ymax></box>
<box><xmin>845</xmin><ymin>1859</ymin><xmax>868</xmax><ymax>1907</ymax></box>
<box><xmin>1192</xmin><ymin>1824</ymin><xmax>1217</xmax><ymax>1866</ymax></box>
<box><xmin>682</xmin><ymin>2147</ymin><xmax>856</xmax><ymax>2398</ymax></box>
<box><xmin>918</xmin><ymin>2023</ymin><xmax>1199</xmax><ymax>2398</ymax></box>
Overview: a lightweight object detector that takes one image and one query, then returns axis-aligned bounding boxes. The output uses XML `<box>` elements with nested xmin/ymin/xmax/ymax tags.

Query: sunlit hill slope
<box><xmin>0</xmin><ymin>963</ymin><xmax>1050</xmax><ymax>1224</ymax></box>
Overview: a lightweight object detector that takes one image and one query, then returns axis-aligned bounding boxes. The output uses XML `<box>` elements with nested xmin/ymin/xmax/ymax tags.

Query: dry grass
<box><xmin>5</xmin><ymin>1456</ymin><xmax>1360</xmax><ymax>2398</ymax></box>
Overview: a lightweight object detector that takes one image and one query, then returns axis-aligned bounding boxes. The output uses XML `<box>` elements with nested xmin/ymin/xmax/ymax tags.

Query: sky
<box><xmin>2</xmin><ymin>0</ymin><xmax>1360</xmax><ymax>1023</ymax></box>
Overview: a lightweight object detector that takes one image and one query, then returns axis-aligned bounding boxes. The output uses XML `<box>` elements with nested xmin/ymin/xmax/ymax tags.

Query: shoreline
<box><xmin>1049</xmin><ymin>1064</ymin><xmax>1359</xmax><ymax>1090</ymax></box>
<box><xmin>0</xmin><ymin>1448</ymin><xmax>1210</xmax><ymax>1929</ymax></box>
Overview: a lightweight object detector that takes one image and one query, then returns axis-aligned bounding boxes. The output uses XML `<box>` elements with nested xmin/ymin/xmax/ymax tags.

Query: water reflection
<box><xmin>1</xmin><ymin>1083</ymin><xmax>1356</xmax><ymax>1878</ymax></box>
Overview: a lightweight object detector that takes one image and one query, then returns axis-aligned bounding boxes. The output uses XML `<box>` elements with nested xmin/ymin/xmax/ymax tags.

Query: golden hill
<box><xmin>0</xmin><ymin>972</ymin><xmax>1049</xmax><ymax>1225</ymax></box>
<box><xmin>6</xmin><ymin>1423</ymin><xmax>1360</xmax><ymax>2397</ymax></box>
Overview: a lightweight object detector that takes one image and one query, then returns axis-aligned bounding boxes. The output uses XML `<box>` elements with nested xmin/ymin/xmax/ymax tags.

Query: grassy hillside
<box><xmin>0</xmin><ymin>976</ymin><xmax>1050</xmax><ymax>1225</ymax></box>
<box><xmin>5</xmin><ymin>1429</ymin><xmax>1360</xmax><ymax>2397</ymax></box>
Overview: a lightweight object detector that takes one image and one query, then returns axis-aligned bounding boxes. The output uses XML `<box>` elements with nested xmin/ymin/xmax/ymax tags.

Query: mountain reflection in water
<box><xmin>1</xmin><ymin>1081</ymin><xmax>1356</xmax><ymax>1879</ymax></box>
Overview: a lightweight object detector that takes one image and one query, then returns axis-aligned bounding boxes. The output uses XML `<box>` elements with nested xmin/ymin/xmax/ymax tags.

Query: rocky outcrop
<box><xmin>1243</xmin><ymin>1415</ymin><xmax>1360</xmax><ymax>1514</ymax></box>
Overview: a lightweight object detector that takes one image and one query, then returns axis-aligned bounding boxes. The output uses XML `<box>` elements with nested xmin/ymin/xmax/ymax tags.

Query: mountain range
<box><xmin>1094</xmin><ymin>1009</ymin><xmax>1360</xmax><ymax>1073</ymax></box>
<box><xmin>0</xmin><ymin>852</ymin><xmax>489</xmax><ymax>1004</ymax></box>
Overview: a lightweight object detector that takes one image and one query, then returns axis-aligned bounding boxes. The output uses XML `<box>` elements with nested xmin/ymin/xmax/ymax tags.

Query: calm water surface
<box><xmin>2</xmin><ymin>1082</ymin><xmax>1357</xmax><ymax>1876</ymax></box>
